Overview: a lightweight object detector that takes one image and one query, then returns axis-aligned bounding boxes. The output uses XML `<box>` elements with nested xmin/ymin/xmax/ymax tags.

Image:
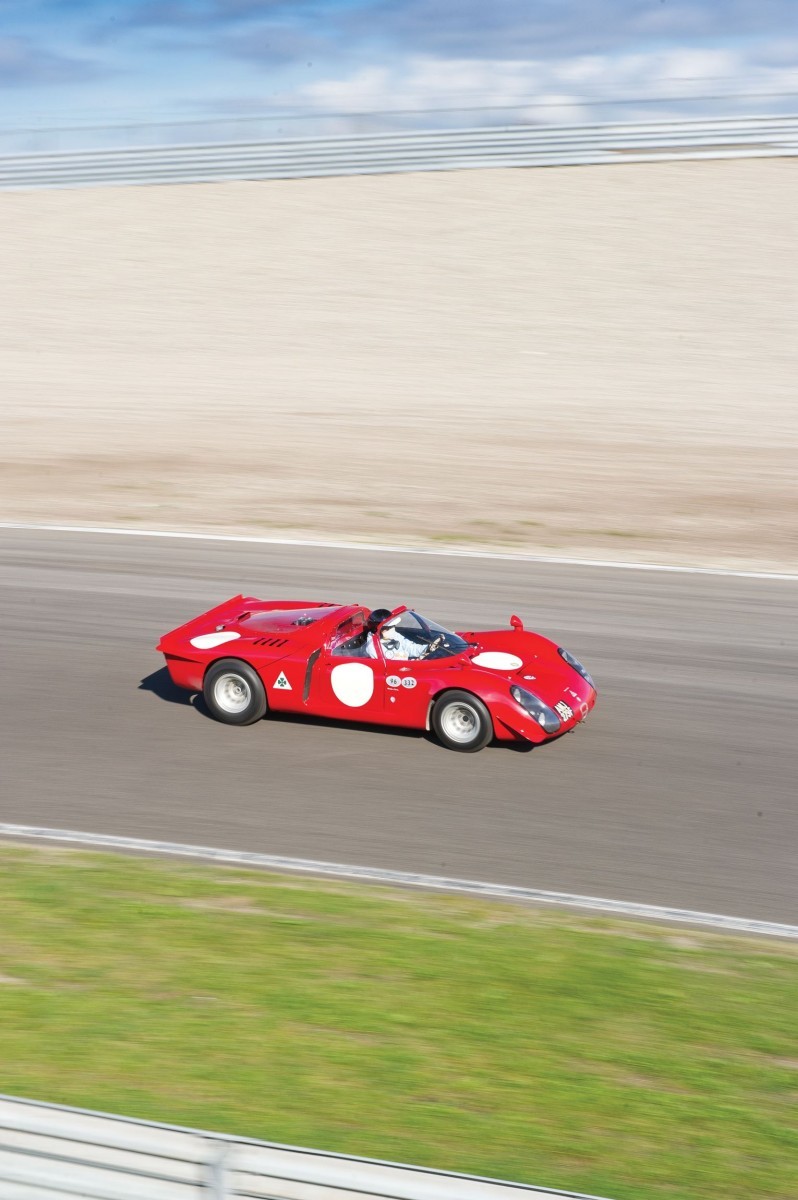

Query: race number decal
<box><xmin>386</xmin><ymin>675</ymin><xmax>401</xmax><ymax>688</ymax></box>
<box><xmin>472</xmin><ymin>651</ymin><xmax>523</xmax><ymax>671</ymax></box>
<box><xmin>190</xmin><ymin>631</ymin><xmax>241</xmax><ymax>649</ymax></box>
<box><xmin>331</xmin><ymin>662</ymin><xmax>374</xmax><ymax>708</ymax></box>
<box><xmin>401</xmin><ymin>677</ymin><xmax>417</xmax><ymax>689</ymax></box>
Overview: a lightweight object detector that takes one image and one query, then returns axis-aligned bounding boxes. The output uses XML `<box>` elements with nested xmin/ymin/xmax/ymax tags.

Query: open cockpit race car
<box><xmin>157</xmin><ymin>598</ymin><xmax>597</xmax><ymax>753</ymax></box>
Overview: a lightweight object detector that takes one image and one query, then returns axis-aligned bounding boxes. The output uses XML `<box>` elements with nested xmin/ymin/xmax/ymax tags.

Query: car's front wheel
<box><xmin>204</xmin><ymin>659</ymin><xmax>268</xmax><ymax>726</ymax></box>
<box><xmin>432</xmin><ymin>690</ymin><xmax>493</xmax><ymax>753</ymax></box>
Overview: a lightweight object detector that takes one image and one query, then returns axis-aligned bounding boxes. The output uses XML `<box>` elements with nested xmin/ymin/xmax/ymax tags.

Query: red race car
<box><xmin>158</xmin><ymin>598</ymin><xmax>596</xmax><ymax>753</ymax></box>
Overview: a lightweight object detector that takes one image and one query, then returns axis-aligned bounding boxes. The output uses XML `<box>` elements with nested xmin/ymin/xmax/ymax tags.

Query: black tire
<box><xmin>203</xmin><ymin>659</ymin><xmax>268</xmax><ymax>726</ymax></box>
<box><xmin>431</xmin><ymin>689</ymin><xmax>493</xmax><ymax>753</ymax></box>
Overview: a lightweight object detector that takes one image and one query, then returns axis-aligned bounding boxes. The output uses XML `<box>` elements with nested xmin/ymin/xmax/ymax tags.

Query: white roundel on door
<box><xmin>330</xmin><ymin>662</ymin><xmax>374</xmax><ymax>707</ymax></box>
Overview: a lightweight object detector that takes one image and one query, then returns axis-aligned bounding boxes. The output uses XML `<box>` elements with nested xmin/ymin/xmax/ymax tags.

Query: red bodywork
<box><xmin>157</xmin><ymin>597</ymin><xmax>596</xmax><ymax>746</ymax></box>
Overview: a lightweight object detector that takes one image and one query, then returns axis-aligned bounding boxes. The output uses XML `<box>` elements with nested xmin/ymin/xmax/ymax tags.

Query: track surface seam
<box><xmin>2</xmin><ymin>825</ymin><xmax>796</xmax><ymax>940</ymax></box>
<box><xmin>2</xmin><ymin>521</ymin><xmax>797</xmax><ymax>581</ymax></box>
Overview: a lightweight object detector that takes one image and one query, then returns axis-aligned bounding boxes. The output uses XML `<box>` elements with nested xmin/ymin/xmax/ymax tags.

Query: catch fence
<box><xmin>0</xmin><ymin>113</ymin><xmax>797</xmax><ymax>189</ymax></box>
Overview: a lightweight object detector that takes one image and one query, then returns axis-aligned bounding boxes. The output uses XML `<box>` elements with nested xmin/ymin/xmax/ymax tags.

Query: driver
<box><xmin>379</xmin><ymin>617</ymin><xmax>428</xmax><ymax>660</ymax></box>
<box><xmin>364</xmin><ymin>610</ymin><xmax>428</xmax><ymax>660</ymax></box>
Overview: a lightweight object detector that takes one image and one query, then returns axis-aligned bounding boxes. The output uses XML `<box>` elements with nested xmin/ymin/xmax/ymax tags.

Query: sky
<box><xmin>1</xmin><ymin>1</ymin><xmax>797</xmax><ymax>143</ymax></box>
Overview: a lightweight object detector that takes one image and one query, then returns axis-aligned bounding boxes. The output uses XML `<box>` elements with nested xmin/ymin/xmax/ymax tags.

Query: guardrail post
<box><xmin>206</xmin><ymin>1140</ymin><xmax>230</xmax><ymax>1199</ymax></box>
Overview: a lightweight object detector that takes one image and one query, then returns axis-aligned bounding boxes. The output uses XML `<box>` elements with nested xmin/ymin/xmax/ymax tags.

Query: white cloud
<box><xmin>285</xmin><ymin>43</ymin><xmax>798</xmax><ymax>126</ymax></box>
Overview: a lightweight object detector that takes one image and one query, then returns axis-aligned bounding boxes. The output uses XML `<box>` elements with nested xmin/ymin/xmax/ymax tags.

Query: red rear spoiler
<box><xmin>157</xmin><ymin>595</ymin><xmax>245</xmax><ymax>652</ymax></box>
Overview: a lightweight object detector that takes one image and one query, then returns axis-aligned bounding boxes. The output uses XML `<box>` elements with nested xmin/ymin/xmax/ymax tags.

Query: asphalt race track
<box><xmin>1</xmin><ymin>527</ymin><xmax>796</xmax><ymax>924</ymax></box>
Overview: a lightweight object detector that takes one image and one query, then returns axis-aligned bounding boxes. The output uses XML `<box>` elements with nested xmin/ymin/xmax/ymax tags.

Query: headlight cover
<box><xmin>558</xmin><ymin>646</ymin><xmax>595</xmax><ymax>689</ymax></box>
<box><xmin>510</xmin><ymin>685</ymin><xmax>562</xmax><ymax>733</ymax></box>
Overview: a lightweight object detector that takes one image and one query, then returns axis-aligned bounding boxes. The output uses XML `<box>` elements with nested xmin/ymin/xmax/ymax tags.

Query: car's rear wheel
<box><xmin>432</xmin><ymin>690</ymin><xmax>493</xmax><ymax>753</ymax></box>
<box><xmin>204</xmin><ymin>659</ymin><xmax>268</xmax><ymax>726</ymax></box>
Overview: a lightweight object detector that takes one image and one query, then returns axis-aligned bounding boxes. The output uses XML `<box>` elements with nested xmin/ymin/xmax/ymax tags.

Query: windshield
<box><xmin>382</xmin><ymin>611</ymin><xmax>468</xmax><ymax>660</ymax></box>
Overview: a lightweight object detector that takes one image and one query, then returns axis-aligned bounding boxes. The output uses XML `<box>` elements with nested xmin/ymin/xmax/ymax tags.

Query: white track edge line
<box><xmin>1</xmin><ymin>824</ymin><xmax>795</xmax><ymax>939</ymax></box>
<box><xmin>1</xmin><ymin>520</ymin><xmax>796</xmax><ymax>580</ymax></box>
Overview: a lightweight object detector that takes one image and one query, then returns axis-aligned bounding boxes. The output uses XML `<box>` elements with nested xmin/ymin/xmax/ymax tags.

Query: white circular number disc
<box><xmin>190</xmin><ymin>631</ymin><xmax>241</xmax><ymax>649</ymax></box>
<box><xmin>331</xmin><ymin>662</ymin><xmax>375</xmax><ymax>707</ymax></box>
<box><xmin>472</xmin><ymin>651</ymin><xmax>523</xmax><ymax>671</ymax></box>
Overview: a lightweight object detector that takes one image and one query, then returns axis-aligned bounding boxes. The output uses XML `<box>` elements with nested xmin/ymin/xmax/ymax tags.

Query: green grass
<box><xmin>0</xmin><ymin>848</ymin><xmax>796</xmax><ymax>1200</ymax></box>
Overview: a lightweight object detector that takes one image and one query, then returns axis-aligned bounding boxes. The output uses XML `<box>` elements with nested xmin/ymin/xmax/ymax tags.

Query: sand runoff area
<box><xmin>1</xmin><ymin>158</ymin><xmax>796</xmax><ymax>571</ymax></box>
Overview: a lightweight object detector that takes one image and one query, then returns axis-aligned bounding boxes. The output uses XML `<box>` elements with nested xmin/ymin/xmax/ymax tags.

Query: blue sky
<box><xmin>1</xmin><ymin>1</ymin><xmax>797</xmax><ymax>138</ymax></box>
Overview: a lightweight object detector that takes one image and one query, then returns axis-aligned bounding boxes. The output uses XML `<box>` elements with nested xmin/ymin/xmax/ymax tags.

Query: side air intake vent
<box><xmin>252</xmin><ymin>636</ymin><xmax>290</xmax><ymax>648</ymax></box>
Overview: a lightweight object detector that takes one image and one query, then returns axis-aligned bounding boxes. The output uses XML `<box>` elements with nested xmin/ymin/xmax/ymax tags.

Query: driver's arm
<box><xmin>404</xmin><ymin>635</ymin><xmax>430</xmax><ymax>659</ymax></box>
<box><xmin>364</xmin><ymin>634</ymin><xmax>379</xmax><ymax>658</ymax></box>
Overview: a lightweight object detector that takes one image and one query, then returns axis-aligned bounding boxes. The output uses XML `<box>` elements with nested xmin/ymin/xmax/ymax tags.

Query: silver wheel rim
<box><xmin>213</xmin><ymin>672</ymin><xmax>251</xmax><ymax>715</ymax></box>
<box><xmin>440</xmin><ymin>702</ymin><xmax>480</xmax><ymax>744</ymax></box>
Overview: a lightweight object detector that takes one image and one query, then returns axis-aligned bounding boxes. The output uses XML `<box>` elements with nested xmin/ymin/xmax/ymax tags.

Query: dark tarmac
<box><xmin>1</xmin><ymin>528</ymin><xmax>796</xmax><ymax>923</ymax></box>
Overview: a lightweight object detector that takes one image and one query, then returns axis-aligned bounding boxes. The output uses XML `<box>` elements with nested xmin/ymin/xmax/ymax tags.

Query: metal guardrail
<box><xmin>0</xmin><ymin>1095</ymin><xmax>612</xmax><ymax>1200</ymax></box>
<box><xmin>1</xmin><ymin>114</ymin><xmax>797</xmax><ymax>189</ymax></box>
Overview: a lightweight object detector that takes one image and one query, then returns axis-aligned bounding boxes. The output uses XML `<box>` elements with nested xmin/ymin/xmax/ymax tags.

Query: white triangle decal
<box><xmin>273</xmin><ymin>671</ymin><xmax>292</xmax><ymax>690</ymax></box>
